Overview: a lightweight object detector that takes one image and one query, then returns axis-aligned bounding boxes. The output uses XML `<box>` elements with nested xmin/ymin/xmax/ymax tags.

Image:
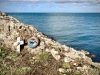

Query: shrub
<box><xmin>0</xmin><ymin>48</ymin><xmax>8</xmax><ymax>58</ymax></box>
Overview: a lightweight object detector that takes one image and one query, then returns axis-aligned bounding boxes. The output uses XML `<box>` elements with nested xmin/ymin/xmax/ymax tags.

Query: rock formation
<box><xmin>0</xmin><ymin>11</ymin><xmax>100</xmax><ymax>75</ymax></box>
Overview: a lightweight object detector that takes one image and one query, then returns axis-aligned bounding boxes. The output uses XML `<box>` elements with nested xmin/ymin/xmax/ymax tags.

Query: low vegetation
<box><xmin>0</xmin><ymin>47</ymin><xmax>61</xmax><ymax>75</ymax></box>
<box><xmin>0</xmin><ymin>47</ymin><xmax>100</xmax><ymax>75</ymax></box>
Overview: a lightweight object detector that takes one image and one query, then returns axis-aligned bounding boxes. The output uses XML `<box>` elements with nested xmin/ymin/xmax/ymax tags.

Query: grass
<box><xmin>16</xmin><ymin>67</ymin><xmax>31</xmax><ymax>75</ymax></box>
<box><xmin>75</xmin><ymin>69</ymin><xmax>81</xmax><ymax>75</ymax></box>
<box><xmin>0</xmin><ymin>47</ymin><xmax>32</xmax><ymax>75</ymax></box>
<box><xmin>0</xmin><ymin>48</ymin><xmax>8</xmax><ymax>58</ymax></box>
<box><xmin>0</xmin><ymin>47</ymin><xmax>100</xmax><ymax>75</ymax></box>
<box><xmin>37</xmin><ymin>51</ymin><xmax>53</xmax><ymax>61</ymax></box>
<box><xmin>62</xmin><ymin>62</ymin><xmax>71</xmax><ymax>69</ymax></box>
<box><xmin>0</xmin><ymin>47</ymin><xmax>61</xmax><ymax>75</ymax></box>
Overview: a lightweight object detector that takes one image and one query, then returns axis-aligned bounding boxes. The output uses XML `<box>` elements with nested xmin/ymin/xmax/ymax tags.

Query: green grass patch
<box><xmin>16</xmin><ymin>67</ymin><xmax>31</xmax><ymax>75</ymax></box>
<box><xmin>62</xmin><ymin>62</ymin><xmax>70</xmax><ymax>69</ymax></box>
<box><xmin>75</xmin><ymin>69</ymin><xmax>81</xmax><ymax>75</ymax></box>
<box><xmin>0</xmin><ymin>48</ymin><xmax>8</xmax><ymax>58</ymax></box>
<box><xmin>37</xmin><ymin>51</ymin><xmax>53</xmax><ymax>61</ymax></box>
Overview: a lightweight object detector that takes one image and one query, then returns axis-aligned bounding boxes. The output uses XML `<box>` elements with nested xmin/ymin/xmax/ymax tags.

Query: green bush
<box><xmin>0</xmin><ymin>48</ymin><xmax>8</xmax><ymax>58</ymax></box>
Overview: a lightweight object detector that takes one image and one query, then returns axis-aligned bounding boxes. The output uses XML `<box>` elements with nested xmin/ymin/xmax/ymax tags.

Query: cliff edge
<box><xmin>0</xmin><ymin>11</ymin><xmax>100</xmax><ymax>75</ymax></box>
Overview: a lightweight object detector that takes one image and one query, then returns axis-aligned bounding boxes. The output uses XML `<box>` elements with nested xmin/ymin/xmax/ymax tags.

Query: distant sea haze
<box><xmin>7</xmin><ymin>13</ymin><xmax>100</xmax><ymax>62</ymax></box>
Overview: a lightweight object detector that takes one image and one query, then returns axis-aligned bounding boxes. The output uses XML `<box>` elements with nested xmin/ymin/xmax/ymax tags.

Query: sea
<box><xmin>7</xmin><ymin>13</ymin><xmax>100</xmax><ymax>62</ymax></box>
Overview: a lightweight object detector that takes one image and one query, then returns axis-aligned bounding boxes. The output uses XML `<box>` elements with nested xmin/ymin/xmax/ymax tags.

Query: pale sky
<box><xmin>0</xmin><ymin>0</ymin><xmax>100</xmax><ymax>13</ymax></box>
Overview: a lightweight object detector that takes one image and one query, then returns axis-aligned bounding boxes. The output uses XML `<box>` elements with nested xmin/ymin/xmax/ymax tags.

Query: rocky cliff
<box><xmin>0</xmin><ymin>11</ymin><xmax>100</xmax><ymax>75</ymax></box>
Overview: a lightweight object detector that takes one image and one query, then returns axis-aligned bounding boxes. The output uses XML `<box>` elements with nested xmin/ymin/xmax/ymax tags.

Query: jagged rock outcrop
<box><xmin>0</xmin><ymin>11</ymin><xmax>100</xmax><ymax>75</ymax></box>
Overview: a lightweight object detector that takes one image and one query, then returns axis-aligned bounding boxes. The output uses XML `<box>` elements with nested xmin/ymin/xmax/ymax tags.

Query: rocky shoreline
<box><xmin>0</xmin><ymin>11</ymin><xmax>100</xmax><ymax>75</ymax></box>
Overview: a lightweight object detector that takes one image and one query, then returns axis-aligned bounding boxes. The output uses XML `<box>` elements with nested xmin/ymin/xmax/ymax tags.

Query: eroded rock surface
<box><xmin>0</xmin><ymin>11</ymin><xmax>100</xmax><ymax>75</ymax></box>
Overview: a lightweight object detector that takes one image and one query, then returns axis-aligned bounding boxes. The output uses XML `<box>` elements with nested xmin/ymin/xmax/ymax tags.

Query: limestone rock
<box><xmin>92</xmin><ymin>62</ymin><xmax>100</xmax><ymax>69</ymax></box>
<box><xmin>64</xmin><ymin>57</ymin><xmax>73</xmax><ymax>62</ymax></box>
<box><xmin>81</xmin><ymin>50</ymin><xmax>89</xmax><ymax>56</ymax></box>
<box><xmin>58</xmin><ymin>68</ymin><xmax>65</xmax><ymax>73</ymax></box>
<box><xmin>50</xmin><ymin>49</ymin><xmax>61</xmax><ymax>60</ymax></box>
<box><xmin>0</xmin><ymin>12</ymin><xmax>100</xmax><ymax>74</ymax></box>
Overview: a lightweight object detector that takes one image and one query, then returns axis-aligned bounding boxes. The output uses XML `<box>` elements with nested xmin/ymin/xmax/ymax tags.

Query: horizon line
<box><xmin>5</xmin><ymin>12</ymin><xmax>100</xmax><ymax>13</ymax></box>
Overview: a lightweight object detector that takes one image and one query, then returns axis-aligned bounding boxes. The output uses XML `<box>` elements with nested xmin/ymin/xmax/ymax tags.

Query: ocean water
<box><xmin>7</xmin><ymin>13</ymin><xmax>100</xmax><ymax>62</ymax></box>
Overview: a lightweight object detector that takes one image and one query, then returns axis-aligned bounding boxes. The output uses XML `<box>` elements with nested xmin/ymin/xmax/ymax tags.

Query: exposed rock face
<box><xmin>0</xmin><ymin>11</ymin><xmax>100</xmax><ymax>74</ymax></box>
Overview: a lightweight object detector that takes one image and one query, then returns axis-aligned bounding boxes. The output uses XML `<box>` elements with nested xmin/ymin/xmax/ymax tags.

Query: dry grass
<box><xmin>0</xmin><ymin>47</ymin><xmax>100</xmax><ymax>75</ymax></box>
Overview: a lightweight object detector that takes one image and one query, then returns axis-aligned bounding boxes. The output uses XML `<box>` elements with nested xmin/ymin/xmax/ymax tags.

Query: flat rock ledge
<box><xmin>0</xmin><ymin>11</ymin><xmax>100</xmax><ymax>75</ymax></box>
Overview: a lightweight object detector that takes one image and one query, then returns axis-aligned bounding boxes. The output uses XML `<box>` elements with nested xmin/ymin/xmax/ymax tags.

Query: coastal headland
<box><xmin>0</xmin><ymin>11</ymin><xmax>100</xmax><ymax>75</ymax></box>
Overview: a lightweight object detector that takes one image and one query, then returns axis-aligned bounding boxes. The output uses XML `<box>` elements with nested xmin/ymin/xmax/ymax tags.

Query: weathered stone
<box><xmin>73</xmin><ymin>63</ymin><xmax>78</xmax><ymax>66</ymax></box>
<box><xmin>40</xmin><ymin>41</ymin><xmax>45</xmax><ymax>49</ymax></box>
<box><xmin>0</xmin><ymin>16</ymin><xmax>3</xmax><ymax>19</ymax></box>
<box><xmin>82</xmin><ymin>65</ymin><xmax>89</xmax><ymax>70</ymax></box>
<box><xmin>91</xmin><ymin>54</ymin><xmax>96</xmax><ymax>58</ymax></box>
<box><xmin>29</xmin><ymin>26</ymin><xmax>34</xmax><ymax>31</ymax></box>
<box><xmin>0</xmin><ymin>12</ymin><xmax>7</xmax><ymax>16</ymax></box>
<box><xmin>85</xmin><ymin>57</ymin><xmax>92</xmax><ymax>64</ymax></box>
<box><xmin>45</xmin><ymin>48</ymin><xmax>50</xmax><ymax>52</ymax></box>
<box><xmin>77</xmin><ymin>67</ymin><xmax>82</xmax><ymax>70</ymax></box>
<box><xmin>64</xmin><ymin>57</ymin><xmax>73</xmax><ymax>62</ymax></box>
<box><xmin>58</xmin><ymin>68</ymin><xmax>65</xmax><ymax>73</ymax></box>
<box><xmin>0</xmin><ymin>11</ymin><xmax>100</xmax><ymax>74</ymax></box>
<box><xmin>81</xmin><ymin>50</ymin><xmax>89</xmax><ymax>55</ymax></box>
<box><xmin>50</xmin><ymin>49</ymin><xmax>61</xmax><ymax>60</ymax></box>
<box><xmin>0</xmin><ymin>33</ymin><xmax>6</xmax><ymax>40</ymax></box>
<box><xmin>51</xmin><ymin>49</ymin><xmax>59</xmax><ymax>54</ymax></box>
<box><xmin>92</xmin><ymin>62</ymin><xmax>100</xmax><ymax>69</ymax></box>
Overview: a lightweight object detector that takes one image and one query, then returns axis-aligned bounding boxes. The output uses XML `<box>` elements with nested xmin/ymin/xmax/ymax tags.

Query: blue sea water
<box><xmin>7</xmin><ymin>13</ymin><xmax>100</xmax><ymax>62</ymax></box>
